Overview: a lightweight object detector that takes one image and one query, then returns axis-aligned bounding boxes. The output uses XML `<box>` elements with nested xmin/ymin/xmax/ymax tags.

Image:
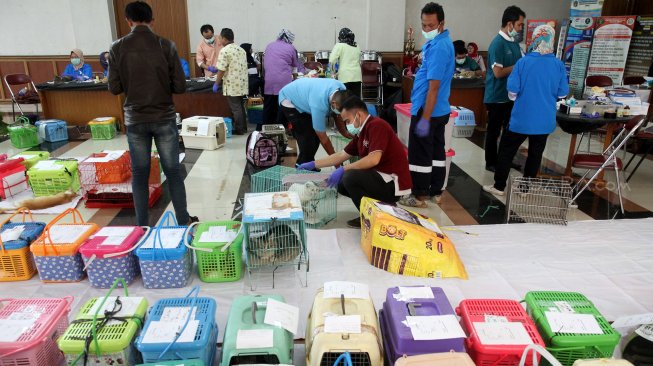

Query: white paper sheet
<box><xmin>323</xmin><ymin>281</ymin><xmax>369</xmax><ymax>299</ymax></box>
<box><xmin>636</xmin><ymin>324</ymin><xmax>653</xmax><ymax>342</ymax></box>
<box><xmin>1</xmin><ymin>225</ymin><xmax>25</xmax><ymax>242</ymax></box>
<box><xmin>554</xmin><ymin>301</ymin><xmax>576</xmax><ymax>313</ymax></box>
<box><xmin>0</xmin><ymin>319</ymin><xmax>37</xmax><ymax>342</ymax></box>
<box><xmin>544</xmin><ymin>312</ymin><xmax>603</xmax><ymax>334</ymax></box>
<box><xmin>236</xmin><ymin>329</ymin><xmax>274</xmax><ymax>349</ymax></box>
<box><xmin>611</xmin><ymin>313</ymin><xmax>653</xmax><ymax>329</ymax></box>
<box><xmin>47</xmin><ymin>225</ymin><xmax>93</xmax><ymax>244</ymax></box>
<box><xmin>196</xmin><ymin>119</ymin><xmax>210</xmax><ymax>136</ymax></box>
<box><xmin>405</xmin><ymin>315</ymin><xmax>466</xmax><ymax>340</ymax></box>
<box><xmin>33</xmin><ymin>160</ymin><xmax>63</xmax><ymax>170</ymax></box>
<box><xmin>95</xmin><ymin>227</ymin><xmax>134</xmax><ymax>246</ymax></box>
<box><xmin>86</xmin><ymin>296</ymin><xmax>143</xmax><ymax>319</ymax></box>
<box><xmin>199</xmin><ymin>226</ymin><xmax>238</xmax><ymax>243</ymax></box>
<box><xmin>139</xmin><ymin>228</ymin><xmax>185</xmax><ymax>249</ymax></box>
<box><xmin>473</xmin><ymin>322</ymin><xmax>534</xmax><ymax>345</ymax></box>
<box><xmin>324</xmin><ymin>315</ymin><xmax>361</xmax><ymax>334</ymax></box>
<box><xmin>160</xmin><ymin>306</ymin><xmax>197</xmax><ymax>323</ymax></box>
<box><xmin>398</xmin><ymin>286</ymin><xmax>434</xmax><ymax>300</ymax></box>
<box><xmin>2</xmin><ymin>171</ymin><xmax>28</xmax><ymax>197</ymax></box>
<box><xmin>484</xmin><ymin>315</ymin><xmax>509</xmax><ymax>323</ymax></box>
<box><xmin>141</xmin><ymin>320</ymin><xmax>199</xmax><ymax>343</ymax></box>
<box><xmin>263</xmin><ymin>298</ymin><xmax>299</xmax><ymax>334</ymax></box>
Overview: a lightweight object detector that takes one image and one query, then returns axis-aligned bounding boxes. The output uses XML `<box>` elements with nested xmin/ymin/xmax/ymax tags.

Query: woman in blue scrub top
<box><xmin>62</xmin><ymin>48</ymin><xmax>93</xmax><ymax>80</ymax></box>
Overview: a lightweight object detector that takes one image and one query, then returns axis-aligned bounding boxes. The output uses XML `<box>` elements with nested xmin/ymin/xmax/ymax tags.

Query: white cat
<box><xmin>288</xmin><ymin>181</ymin><xmax>323</xmax><ymax>224</ymax></box>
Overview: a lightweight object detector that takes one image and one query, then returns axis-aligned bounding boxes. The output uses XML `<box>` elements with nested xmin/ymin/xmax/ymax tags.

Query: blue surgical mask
<box><xmin>205</xmin><ymin>36</ymin><xmax>215</xmax><ymax>45</ymax></box>
<box><xmin>331</xmin><ymin>107</ymin><xmax>340</xmax><ymax>115</ymax></box>
<box><xmin>508</xmin><ymin>24</ymin><xmax>519</xmax><ymax>39</ymax></box>
<box><xmin>71</xmin><ymin>58</ymin><xmax>81</xmax><ymax>66</ymax></box>
<box><xmin>422</xmin><ymin>28</ymin><xmax>439</xmax><ymax>40</ymax></box>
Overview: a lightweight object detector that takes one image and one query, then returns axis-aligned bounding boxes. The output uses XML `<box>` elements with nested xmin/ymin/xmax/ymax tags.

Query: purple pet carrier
<box><xmin>246</xmin><ymin>131</ymin><xmax>279</xmax><ymax>167</ymax></box>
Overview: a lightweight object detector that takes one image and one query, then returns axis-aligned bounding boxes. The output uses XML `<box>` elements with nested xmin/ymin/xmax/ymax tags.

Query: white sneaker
<box><xmin>483</xmin><ymin>185</ymin><xmax>505</xmax><ymax>196</ymax></box>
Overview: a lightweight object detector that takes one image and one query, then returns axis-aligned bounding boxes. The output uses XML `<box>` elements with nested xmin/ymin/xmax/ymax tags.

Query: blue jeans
<box><xmin>126</xmin><ymin>119</ymin><xmax>189</xmax><ymax>226</ymax></box>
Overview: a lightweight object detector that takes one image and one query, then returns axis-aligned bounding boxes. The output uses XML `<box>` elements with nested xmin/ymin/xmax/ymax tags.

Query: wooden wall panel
<box><xmin>27</xmin><ymin>61</ymin><xmax>56</xmax><ymax>84</ymax></box>
<box><xmin>0</xmin><ymin>61</ymin><xmax>29</xmax><ymax>99</ymax></box>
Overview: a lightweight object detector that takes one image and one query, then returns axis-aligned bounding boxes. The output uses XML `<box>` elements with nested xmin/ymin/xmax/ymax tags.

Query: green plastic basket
<box><xmin>329</xmin><ymin>134</ymin><xmax>359</xmax><ymax>164</ymax></box>
<box><xmin>8</xmin><ymin>123</ymin><xmax>39</xmax><ymax>148</ymax></box>
<box><xmin>137</xmin><ymin>361</ymin><xmax>204</xmax><ymax>366</ymax></box>
<box><xmin>58</xmin><ymin>280</ymin><xmax>148</xmax><ymax>366</ymax></box>
<box><xmin>192</xmin><ymin>221</ymin><xmax>243</xmax><ymax>283</ymax></box>
<box><xmin>250</xmin><ymin>165</ymin><xmax>312</xmax><ymax>193</ymax></box>
<box><xmin>524</xmin><ymin>291</ymin><xmax>620</xmax><ymax>366</ymax></box>
<box><xmin>11</xmin><ymin>151</ymin><xmax>50</xmax><ymax>170</ymax></box>
<box><xmin>27</xmin><ymin>159</ymin><xmax>81</xmax><ymax>196</ymax></box>
<box><xmin>89</xmin><ymin>120</ymin><xmax>117</xmax><ymax>140</ymax></box>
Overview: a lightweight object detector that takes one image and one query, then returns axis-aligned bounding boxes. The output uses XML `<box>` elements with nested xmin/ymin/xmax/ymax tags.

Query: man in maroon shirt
<box><xmin>298</xmin><ymin>97</ymin><xmax>412</xmax><ymax>228</ymax></box>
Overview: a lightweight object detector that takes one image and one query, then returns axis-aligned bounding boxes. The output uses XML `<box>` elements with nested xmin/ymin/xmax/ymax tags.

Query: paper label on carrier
<box><xmin>473</xmin><ymin>322</ymin><xmax>534</xmax><ymax>345</ymax></box>
<box><xmin>0</xmin><ymin>319</ymin><xmax>37</xmax><ymax>342</ymax></box>
<box><xmin>323</xmin><ymin>281</ymin><xmax>369</xmax><ymax>299</ymax></box>
<box><xmin>553</xmin><ymin>301</ymin><xmax>576</xmax><ymax>313</ymax></box>
<box><xmin>196</xmin><ymin>119</ymin><xmax>210</xmax><ymax>136</ymax></box>
<box><xmin>236</xmin><ymin>329</ymin><xmax>274</xmax><ymax>349</ymax></box>
<box><xmin>87</xmin><ymin>297</ymin><xmax>143</xmax><ymax>319</ymax></box>
<box><xmin>544</xmin><ymin>311</ymin><xmax>603</xmax><ymax>334</ymax></box>
<box><xmin>95</xmin><ymin>227</ymin><xmax>134</xmax><ymax>246</ymax></box>
<box><xmin>611</xmin><ymin>313</ymin><xmax>653</xmax><ymax>329</ymax></box>
<box><xmin>1</xmin><ymin>225</ymin><xmax>25</xmax><ymax>242</ymax></box>
<box><xmin>160</xmin><ymin>306</ymin><xmax>197</xmax><ymax>322</ymax></box>
<box><xmin>48</xmin><ymin>225</ymin><xmax>93</xmax><ymax>244</ymax></box>
<box><xmin>139</xmin><ymin>228</ymin><xmax>185</xmax><ymax>249</ymax></box>
<box><xmin>405</xmin><ymin>315</ymin><xmax>466</xmax><ymax>340</ymax></box>
<box><xmin>635</xmin><ymin>324</ymin><xmax>653</xmax><ymax>342</ymax></box>
<box><xmin>324</xmin><ymin>315</ymin><xmax>361</xmax><ymax>334</ymax></box>
<box><xmin>397</xmin><ymin>286</ymin><xmax>434</xmax><ymax>301</ymax></box>
<box><xmin>141</xmin><ymin>320</ymin><xmax>199</xmax><ymax>344</ymax></box>
<box><xmin>33</xmin><ymin>160</ymin><xmax>62</xmax><ymax>170</ymax></box>
<box><xmin>263</xmin><ymin>298</ymin><xmax>299</xmax><ymax>334</ymax></box>
<box><xmin>484</xmin><ymin>315</ymin><xmax>509</xmax><ymax>323</ymax></box>
<box><xmin>199</xmin><ymin>226</ymin><xmax>238</xmax><ymax>243</ymax></box>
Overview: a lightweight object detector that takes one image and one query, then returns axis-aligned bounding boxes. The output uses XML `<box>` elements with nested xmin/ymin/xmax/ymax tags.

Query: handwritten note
<box><xmin>87</xmin><ymin>297</ymin><xmax>143</xmax><ymax>319</ymax></box>
<box><xmin>1</xmin><ymin>225</ymin><xmax>25</xmax><ymax>242</ymax></box>
<box><xmin>473</xmin><ymin>322</ymin><xmax>534</xmax><ymax>345</ymax></box>
<box><xmin>196</xmin><ymin>119</ymin><xmax>210</xmax><ymax>136</ymax></box>
<box><xmin>263</xmin><ymin>298</ymin><xmax>299</xmax><ymax>334</ymax></box>
<box><xmin>544</xmin><ymin>312</ymin><xmax>603</xmax><ymax>334</ymax></box>
<box><xmin>323</xmin><ymin>281</ymin><xmax>369</xmax><ymax>299</ymax></box>
<box><xmin>324</xmin><ymin>315</ymin><xmax>362</xmax><ymax>334</ymax></box>
<box><xmin>199</xmin><ymin>226</ymin><xmax>238</xmax><ymax>243</ymax></box>
<box><xmin>141</xmin><ymin>320</ymin><xmax>199</xmax><ymax>343</ymax></box>
<box><xmin>160</xmin><ymin>306</ymin><xmax>197</xmax><ymax>322</ymax></box>
<box><xmin>0</xmin><ymin>319</ymin><xmax>37</xmax><ymax>342</ymax></box>
<box><xmin>405</xmin><ymin>315</ymin><xmax>466</xmax><ymax>340</ymax></box>
<box><xmin>236</xmin><ymin>329</ymin><xmax>274</xmax><ymax>349</ymax></box>
<box><xmin>398</xmin><ymin>286</ymin><xmax>434</xmax><ymax>300</ymax></box>
<box><xmin>611</xmin><ymin>313</ymin><xmax>653</xmax><ymax>329</ymax></box>
<box><xmin>95</xmin><ymin>227</ymin><xmax>134</xmax><ymax>246</ymax></box>
<box><xmin>48</xmin><ymin>225</ymin><xmax>94</xmax><ymax>244</ymax></box>
<box><xmin>139</xmin><ymin>228</ymin><xmax>185</xmax><ymax>249</ymax></box>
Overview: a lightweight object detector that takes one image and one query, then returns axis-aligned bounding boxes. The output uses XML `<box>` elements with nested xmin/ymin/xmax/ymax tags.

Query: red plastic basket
<box><xmin>457</xmin><ymin>299</ymin><xmax>546</xmax><ymax>366</ymax></box>
<box><xmin>0</xmin><ymin>297</ymin><xmax>72</xmax><ymax>366</ymax></box>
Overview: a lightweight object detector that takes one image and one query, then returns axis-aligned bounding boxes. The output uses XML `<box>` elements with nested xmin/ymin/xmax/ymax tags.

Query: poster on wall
<box><xmin>586</xmin><ymin>16</ymin><xmax>637</xmax><ymax>91</ymax></box>
<box><xmin>569</xmin><ymin>0</ymin><xmax>604</xmax><ymax>18</ymax></box>
<box><xmin>564</xmin><ymin>17</ymin><xmax>596</xmax><ymax>98</ymax></box>
<box><xmin>624</xmin><ymin>16</ymin><xmax>653</xmax><ymax>77</ymax></box>
<box><xmin>526</xmin><ymin>20</ymin><xmax>558</xmax><ymax>51</ymax></box>
<box><xmin>556</xmin><ymin>20</ymin><xmax>569</xmax><ymax>60</ymax></box>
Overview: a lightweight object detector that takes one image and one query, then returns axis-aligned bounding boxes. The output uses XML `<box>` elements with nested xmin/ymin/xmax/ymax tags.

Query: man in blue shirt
<box><xmin>399</xmin><ymin>2</ymin><xmax>454</xmax><ymax>208</ymax></box>
<box><xmin>278</xmin><ymin>78</ymin><xmax>351</xmax><ymax>164</ymax></box>
<box><xmin>483</xmin><ymin>5</ymin><xmax>525</xmax><ymax>172</ymax></box>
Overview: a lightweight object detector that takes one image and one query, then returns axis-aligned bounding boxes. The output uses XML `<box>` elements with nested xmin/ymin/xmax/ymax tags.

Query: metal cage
<box><xmin>505</xmin><ymin>177</ymin><xmax>572</xmax><ymax>225</ymax></box>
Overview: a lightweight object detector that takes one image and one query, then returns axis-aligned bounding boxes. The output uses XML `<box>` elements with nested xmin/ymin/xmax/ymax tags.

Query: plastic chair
<box><xmin>571</xmin><ymin>115</ymin><xmax>647</xmax><ymax>216</ymax></box>
<box><xmin>576</xmin><ymin>75</ymin><xmax>616</xmax><ymax>154</ymax></box>
<box><xmin>361</xmin><ymin>60</ymin><xmax>383</xmax><ymax>106</ymax></box>
<box><xmin>3</xmin><ymin>73</ymin><xmax>40</xmax><ymax>118</ymax></box>
<box><xmin>624</xmin><ymin>121</ymin><xmax>653</xmax><ymax>182</ymax></box>
<box><xmin>623</xmin><ymin>76</ymin><xmax>646</xmax><ymax>86</ymax></box>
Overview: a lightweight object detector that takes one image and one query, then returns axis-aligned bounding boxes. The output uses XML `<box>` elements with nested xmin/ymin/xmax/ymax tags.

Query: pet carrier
<box><xmin>282</xmin><ymin>173</ymin><xmax>337</xmax><ymax>228</ymax></box>
<box><xmin>524</xmin><ymin>291</ymin><xmax>620</xmax><ymax>366</ymax></box>
<box><xmin>35</xmin><ymin>119</ymin><xmax>68</xmax><ymax>142</ymax></box>
<box><xmin>0</xmin><ymin>157</ymin><xmax>29</xmax><ymax>199</ymax></box>
<box><xmin>135</xmin><ymin>287</ymin><xmax>218</xmax><ymax>365</ymax></box>
<box><xmin>180</xmin><ymin>116</ymin><xmax>226</xmax><ymax>150</ymax></box>
<box><xmin>456</xmin><ymin>299</ymin><xmax>546</xmax><ymax>366</ymax></box>
<box><xmin>135</xmin><ymin>211</ymin><xmax>193</xmax><ymax>289</ymax></box>
<box><xmin>393</xmin><ymin>352</ymin><xmax>475</xmax><ymax>366</ymax></box>
<box><xmin>88</xmin><ymin>117</ymin><xmax>117</xmax><ymax>140</ymax></box>
<box><xmin>79</xmin><ymin>226</ymin><xmax>146</xmax><ymax>288</ymax></box>
<box><xmin>224</xmin><ymin>117</ymin><xmax>233</xmax><ymax>138</ymax></box>
<box><xmin>261</xmin><ymin>124</ymin><xmax>289</xmax><ymax>153</ymax></box>
<box><xmin>329</xmin><ymin>134</ymin><xmax>360</xmax><ymax>164</ymax></box>
<box><xmin>242</xmin><ymin>192</ymin><xmax>309</xmax><ymax>289</ymax></box>
<box><xmin>27</xmin><ymin>158</ymin><xmax>81</xmax><ymax>196</ymax></box>
<box><xmin>10</xmin><ymin>150</ymin><xmax>50</xmax><ymax>170</ymax></box>
<box><xmin>0</xmin><ymin>208</ymin><xmax>46</xmax><ymax>281</ymax></box>
<box><xmin>220</xmin><ymin>295</ymin><xmax>294</xmax><ymax>366</ymax></box>
<box><xmin>380</xmin><ymin>286</ymin><xmax>464</xmax><ymax>364</ymax></box>
<box><xmin>79</xmin><ymin>150</ymin><xmax>131</xmax><ymax>185</ymax></box>
<box><xmin>246</xmin><ymin>131</ymin><xmax>279</xmax><ymax>167</ymax></box>
<box><xmin>251</xmin><ymin>165</ymin><xmax>312</xmax><ymax>193</ymax></box>
<box><xmin>30</xmin><ymin>208</ymin><xmax>98</xmax><ymax>282</ymax></box>
<box><xmin>450</xmin><ymin>106</ymin><xmax>476</xmax><ymax>138</ymax></box>
<box><xmin>0</xmin><ymin>296</ymin><xmax>72</xmax><ymax>366</ymax></box>
<box><xmin>8</xmin><ymin>116</ymin><xmax>39</xmax><ymax>148</ymax></box>
<box><xmin>190</xmin><ymin>221</ymin><xmax>243</xmax><ymax>283</ymax></box>
<box><xmin>58</xmin><ymin>278</ymin><xmax>148</xmax><ymax>366</ymax></box>
<box><xmin>305</xmin><ymin>287</ymin><xmax>383</xmax><ymax>366</ymax></box>
<box><xmin>506</xmin><ymin>177</ymin><xmax>572</xmax><ymax>225</ymax></box>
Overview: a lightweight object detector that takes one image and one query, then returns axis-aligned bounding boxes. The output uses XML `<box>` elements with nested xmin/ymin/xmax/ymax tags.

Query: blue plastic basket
<box><xmin>224</xmin><ymin>117</ymin><xmax>233</xmax><ymax>138</ymax></box>
<box><xmin>136</xmin><ymin>287</ymin><xmax>218</xmax><ymax>365</ymax></box>
<box><xmin>135</xmin><ymin>212</ymin><xmax>192</xmax><ymax>289</ymax></box>
<box><xmin>1</xmin><ymin>222</ymin><xmax>46</xmax><ymax>250</ymax></box>
<box><xmin>35</xmin><ymin>119</ymin><xmax>68</xmax><ymax>142</ymax></box>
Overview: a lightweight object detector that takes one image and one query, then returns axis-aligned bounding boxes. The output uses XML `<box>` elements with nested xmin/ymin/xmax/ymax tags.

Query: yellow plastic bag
<box><xmin>360</xmin><ymin>197</ymin><xmax>468</xmax><ymax>279</ymax></box>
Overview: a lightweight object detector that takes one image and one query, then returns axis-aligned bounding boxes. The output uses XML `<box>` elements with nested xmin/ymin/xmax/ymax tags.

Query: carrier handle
<box><xmin>151</xmin><ymin>211</ymin><xmax>178</xmax><ymax>260</ymax></box>
<box><xmin>83</xmin><ymin>227</ymin><xmax>150</xmax><ymax>270</ymax></box>
<box><xmin>157</xmin><ymin>285</ymin><xmax>200</xmax><ymax>360</ymax></box>
<box><xmin>0</xmin><ymin>207</ymin><xmax>35</xmax><ymax>253</ymax></box>
<box><xmin>220</xmin><ymin>223</ymin><xmax>243</xmax><ymax>252</ymax></box>
<box><xmin>407</xmin><ymin>302</ymin><xmax>421</xmax><ymax>316</ymax></box>
<box><xmin>182</xmin><ymin>222</ymin><xmax>211</xmax><ymax>253</ymax></box>
<box><xmin>252</xmin><ymin>301</ymin><xmax>258</xmax><ymax>324</ymax></box>
<box><xmin>90</xmin><ymin>278</ymin><xmax>129</xmax><ymax>357</ymax></box>
<box><xmin>519</xmin><ymin>344</ymin><xmax>563</xmax><ymax>366</ymax></box>
<box><xmin>340</xmin><ymin>294</ymin><xmax>346</xmax><ymax>315</ymax></box>
<box><xmin>40</xmin><ymin>208</ymin><xmax>85</xmax><ymax>256</ymax></box>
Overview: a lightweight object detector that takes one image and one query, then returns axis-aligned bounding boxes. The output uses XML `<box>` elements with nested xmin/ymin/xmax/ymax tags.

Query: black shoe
<box><xmin>188</xmin><ymin>216</ymin><xmax>199</xmax><ymax>225</ymax></box>
<box><xmin>485</xmin><ymin>165</ymin><xmax>496</xmax><ymax>172</ymax></box>
<box><xmin>346</xmin><ymin>217</ymin><xmax>361</xmax><ymax>228</ymax></box>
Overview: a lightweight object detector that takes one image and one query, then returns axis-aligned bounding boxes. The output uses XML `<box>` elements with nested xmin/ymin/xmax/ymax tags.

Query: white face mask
<box><xmin>455</xmin><ymin>58</ymin><xmax>465</xmax><ymax>65</ymax></box>
<box><xmin>204</xmin><ymin>36</ymin><xmax>215</xmax><ymax>45</ymax></box>
<box><xmin>422</xmin><ymin>28</ymin><xmax>440</xmax><ymax>40</ymax></box>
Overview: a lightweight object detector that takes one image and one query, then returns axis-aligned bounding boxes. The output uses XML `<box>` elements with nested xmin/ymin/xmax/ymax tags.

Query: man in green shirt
<box><xmin>483</xmin><ymin>5</ymin><xmax>525</xmax><ymax>172</ymax></box>
<box><xmin>454</xmin><ymin>43</ymin><xmax>482</xmax><ymax>77</ymax></box>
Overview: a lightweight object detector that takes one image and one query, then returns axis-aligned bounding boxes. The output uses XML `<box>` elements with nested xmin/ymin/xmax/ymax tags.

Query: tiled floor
<box><xmin>1</xmin><ymin>119</ymin><xmax>652</xmax><ymax>226</ymax></box>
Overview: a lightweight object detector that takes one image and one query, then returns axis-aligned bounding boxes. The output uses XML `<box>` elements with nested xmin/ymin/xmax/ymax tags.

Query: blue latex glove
<box><xmin>75</xmin><ymin>75</ymin><xmax>87</xmax><ymax>81</ymax></box>
<box><xmin>212</xmin><ymin>83</ymin><xmax>221</xmax><ymax>93</ymax></box>
<box><xmin>415</xmin><ymin>117</ymin><xmax>430</xmax><ymax>137</ymax></box>
<box><xmin>296</xmin><ymin>161</ymin><xmax>316</xmax><ymax>171</ymax></box>
<box><xmin>208</xmin><ymin>66</ymin><xmax>218</xmax><ymax>73</ymax></box>
<box><xmin>327</xmin><ymin>166</ymin><xmax>345</xmax><ymax>188</ymax></box>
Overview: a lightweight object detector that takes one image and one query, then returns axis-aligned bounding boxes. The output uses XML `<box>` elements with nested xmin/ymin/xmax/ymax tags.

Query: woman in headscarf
<box><xmin>240</xmin><ymin>43</ymin><xmax>263</xmax><ymax>96</ymax></box>
<box><xmin>262</xmin><ymin>29</ymin><xmax>305</xmax><ymax>130</ymax></box>
<box><xmin>99</xmin><ymin>51</ymin><xmax>109</xmax><ymax>77</ymax></box>
<box><xmin>466</xmin><ymin>42</ymin><xmax>486</xmax><ymax>72</ymax></box>
<box><xmin>62</xmin><ymin>48</ymin><xmax>93</xmax><ymax>80</ymax></box>
<box><xmin>483</xmin><ymin>25</ymin><xmax>569</xmax><ymax>196</ymax></box>
<box><xmin>329</xmin><ymin>27</ymin><xmax>362</xmax><ymax>97</ymax></box>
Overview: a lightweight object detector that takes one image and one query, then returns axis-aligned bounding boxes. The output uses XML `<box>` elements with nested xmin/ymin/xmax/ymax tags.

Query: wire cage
<box><xmin>506</xmin><ymin>177</ymin><xmax>572</xmax><ymax>225</ymax></box>
<box><xmin>242</xmin><ymin>192</ymin><xmax>309</xmax><ymax>290</ymax></box>
<box><xmin>250</xmin><ymin>165</ymin><xmax>312</xmax><ymax>193</ymax></box>
<box><xmin>328</xmin><ymin>134</ymin><xmax>360</xmax><ymax>164</ymax></box>
<box><xmin>282</xmin><ymin>173</ymin><xmax>337</xmax><ymax>228</ymax></box>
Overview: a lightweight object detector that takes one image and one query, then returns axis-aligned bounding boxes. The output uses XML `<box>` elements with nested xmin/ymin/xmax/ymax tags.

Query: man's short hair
<box><xmin>200</xmin><ymin>24</ymin><xmax>214</xmax><ymax>34</ymax></box>
<box><xmin>501</xmin><ymin>5</ymin><xmax>526</xmax><ymax>27</ymax></box>
<box><xmin>340</xmin><ymin>96</ymin><xmax>368</xmax><ymax>112</ymax></box>
<box><xmin>421</xmin><ymin>2</ymin><xmax>444</xmax><ymax>22</ymax></box>
<box><xmin>332</xmin><ymin>90</ymin><xmax>355</xmax><ymax>109</ymax></box>
<box><xmin>125</xmin><ymin>1</ymin><xmax>152</xmax><ymax>23</ymax></box>
<box><xmin>454</xmin><ymin>43</ymin><xmax>467</xmax><ymax>55</ymax></box>
<box><xmin>220</xmin><ymin>28</ymin><xmax>234</xmax><ymax>42</ymax></box>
